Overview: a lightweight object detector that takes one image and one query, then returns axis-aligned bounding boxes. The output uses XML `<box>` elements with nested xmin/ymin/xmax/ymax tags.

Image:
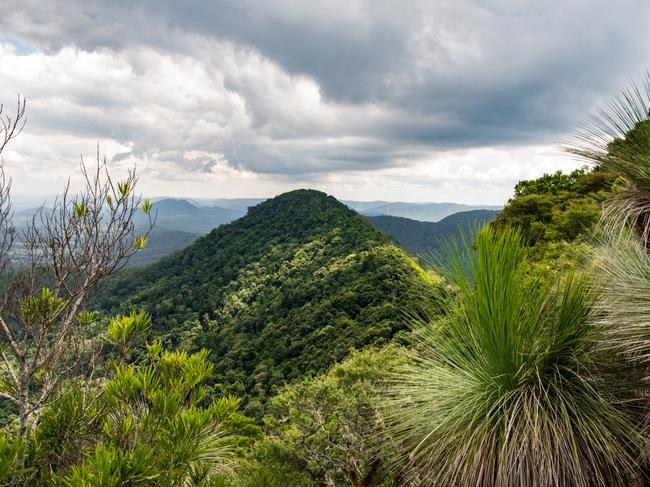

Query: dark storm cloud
<box><xmin>0</xmin><ymin>0</ymin><xmax>649</xmax><ymax>179</ymax></box>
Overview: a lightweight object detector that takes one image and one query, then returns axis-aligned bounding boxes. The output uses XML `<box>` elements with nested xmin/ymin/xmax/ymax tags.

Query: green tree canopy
<box><xmin>93</xmin><ymin>190</ymin><xmax>436</xmax><ymax>415</ymax></box>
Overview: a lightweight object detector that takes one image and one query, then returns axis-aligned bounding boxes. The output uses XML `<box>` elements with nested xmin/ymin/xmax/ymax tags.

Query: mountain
<box><xmin>185</xmin><ymin>197</ymin><xmax>502</xmax><ymax>222</ymax></box>
<box><xmin>349</xmin><ymin>201</ymin><xmax>502</xmax><ymax>222</ymax></box>
<box><xmin>12</xmin><ymin>206</ymin><xmax>54</xmax><ymax>227</ymax></box>
<box><xmin>94</xmin><ymin>189</ymin><xmax>435</xmax><ymax>415</ymax></box>
<box><xmin>125</xmin><ymin>198</ymin><xmax>246</xmax><ymax>266</ymax></box>
<box><xmin>11</xmin><ymin>197</ymin><xmax>498</xmax><ymax>269</ymax></box>
<box><xmin>141</xmin><ymin>198</ymin><xmax>245</xmax><ymax>234</ymax></box>
<box><xmin>368</xmin><ymin>209</ymin><xmax>500</xmax><ymax>256</ymax></box>
<box><xmin>193</xmin><ymin>197</ymin><xmax>267</xmax><ymax>211</ymax></box>
<box><xmin>341</xmin><ymin>200</ymin><xmax>393</xmax><ymax>212</ymax></box>
<box><xmin>125</xmin><ymin>228</ymin><xmax>201</xmax><ymax>267</ymax></box>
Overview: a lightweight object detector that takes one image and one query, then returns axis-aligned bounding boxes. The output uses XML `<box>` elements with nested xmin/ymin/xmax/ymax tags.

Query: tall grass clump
<box><xmin>566</xmin><ymin>73</ymin><xmax>650</xmax><ymax>246</ymax></box>
<box><xmin>568</xmin><ymin>73</ymin><xmax>650</xmax><ymax>376</ymax></box>
<box><xmin>383</xmin><ymin>227</ymin><xmax>641</xmax><ymax>487</ymax></box>
<box><xmin>590</xmin><ymin>225</ymin><xmax>650</xmax><ymax>368</ymax></box>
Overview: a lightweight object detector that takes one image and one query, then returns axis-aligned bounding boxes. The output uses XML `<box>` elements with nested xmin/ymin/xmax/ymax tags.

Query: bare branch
<box><xmin>0</xmin><ymin>348</ymin><xmax>18</xmax><ymax>388</ymax></box>
<box><xmin>0</xmin><ymin>316</ymin><xmax>22</xmax><ymax>362</ymax></box>
<box><xmin>0</xmin><ymin>95</ymin><xmax>26</xmax><ymax>155</ymax></box>
<box><xmin>29</xmin><ymin>158</ymin><xmax>151</xmax><ymax>428</ymax></box>
<box><xmin>0</xmin><ymin>95</ymin><xmax>154</xmax><ymax>434</ymax></box>
<box><xmin>0</xmin><ymin>390</ymin><xmax>19</xmax><ymax>407</ymax></box>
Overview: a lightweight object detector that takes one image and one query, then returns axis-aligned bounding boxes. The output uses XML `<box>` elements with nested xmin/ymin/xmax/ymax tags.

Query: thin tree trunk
<box><xmin>18</xmin><ymin>373</ymin><xmax>29</xmax><ymax>436</ymax></box>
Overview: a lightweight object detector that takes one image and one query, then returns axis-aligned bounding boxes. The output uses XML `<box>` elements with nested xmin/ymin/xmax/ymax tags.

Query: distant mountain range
<box><xmin>350</xmin><ymin>201</ymin><xmax>501</xmax><ymax>222</ymax></box>
<box><xmin>367</xmin><ymin>210</ymin><xmax>500</xmax><ymax>257</ymax></box>
<box><xmin>141</xmin><ymin>198</ymin><xmax>245</xmax><ymax>234</ymax></box>
<box><xmin>186</xmin><ymin>197</ymin><xmax>501</xmax><ymax>222</ymax></box>
<box><xmin>14</xmin><ymin>195</ymin><xmax>501</xmax><ymax>223</ymax></box>
<box><xmin>127</xmin><ymin>199</ymin><xmax>246</xmax><ymax>267</ymax></box>
<box><xmin>188</xmin><ymin>198</ymin><xmax>267</xmax><ymax>212</ymax></box>
<box><xmin>10</xmin><ymin>196</ymin><xmax>501</xmax><ymax>267</ymax></box>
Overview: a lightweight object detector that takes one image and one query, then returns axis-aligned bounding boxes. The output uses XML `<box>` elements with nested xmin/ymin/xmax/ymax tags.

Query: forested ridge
<box><xmin>367</xmin><ymin>209</ymin><xmax>499</xmax><ymax>256</ymax></box>
<box><xmin>492</xmin><ymin>167</ymin><xmax>619</xmax><ymax>278</ymax></box>
<box><xmin>92</xmin><ymin>189</ymin><xmax>435</xmax><ymax>414</ymax></box>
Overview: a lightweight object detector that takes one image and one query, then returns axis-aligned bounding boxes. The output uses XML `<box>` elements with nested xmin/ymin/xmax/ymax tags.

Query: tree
<box><xmin>493</xmin><ymin>168</ymin><xmax>615</xmax><ymax>245</ymax></box>
<box><xmin>383</xmin><ymin>227</ymin><xmax>642</xmax><ymax>486</ymax></box>
<box><xmin>260</xmin><ymin>347</ymin><xmax>403</xmax><ymax>487</ymax></box>
<box><xmin>566</xmin><ymin>73</ymin><xmax>650</xmax><ymax>246</ymax></box>
<box><xmin>0</xmin><ymin>97</ymin><xmax>154</xmax><ymax>435</ymax></box>
<box><xmin>15</xmin><ymin>312</ymin><xmax>256</xmax><ymax>485</ymax></box>
<box><xmin>513</xmin><ymin>168</ymin><xmax>587</xmax><ymax>197</ymax></box>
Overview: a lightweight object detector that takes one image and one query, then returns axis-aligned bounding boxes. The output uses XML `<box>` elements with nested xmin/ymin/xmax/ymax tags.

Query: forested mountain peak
<box><xmin>93</xmin><ymin>189</ymin><xmax>433</xmax><ymax>415</ymax></box>
<box><xmin>231</xmin><ymin>188</ymin><xmax>381</xmax><ymax>241</ymax></box>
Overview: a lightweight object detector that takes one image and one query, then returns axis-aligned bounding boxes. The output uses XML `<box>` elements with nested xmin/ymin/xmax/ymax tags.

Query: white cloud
<box><xmin>0</xmin><ymin>0</ymin><xmax>648</xmax><ymax>204</ymax></box>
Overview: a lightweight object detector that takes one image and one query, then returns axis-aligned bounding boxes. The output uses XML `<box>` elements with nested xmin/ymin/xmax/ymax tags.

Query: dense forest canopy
<box><xmin>494</xmin><ymin>167</ymin><xmax>617</xmax><ymax>243</ymax></box>
<box><xmin>92</xmin><ymin>189</ymin><xmax>435</xmax><ymax>414</ymax></box>
<box><xmin>490</xmin><ymin>167</ymin><xmax>619</xmax><ymax>279</ymax></box>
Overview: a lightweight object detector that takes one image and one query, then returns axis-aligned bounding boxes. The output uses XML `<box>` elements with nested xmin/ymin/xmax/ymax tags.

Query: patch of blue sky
<box><xmin>0</xmin><ymin>36</ymin><xmax>36</xmax><ymax>55</ymax></box>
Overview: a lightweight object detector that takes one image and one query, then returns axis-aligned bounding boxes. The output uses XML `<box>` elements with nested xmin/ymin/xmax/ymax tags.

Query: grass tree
<box><xmin>383</xmin><ymin>227</ymin><xmax>642</xmax><ymax>487</ymax></box>
<box><xmin>590</xmin><ymin>227</ymin><xmax>650</xmax><ymax>367</ymax></box>
<box><xmin>0</xmin><ymin>97</ymin><xmax>154</xmax><ymax>434</ymax></box>
<box><xmin>566</xmin><ymin>73</ymin><xmax>650</xmax><ymax>246</ymax></box>
<box><xmin>568</xmin><ymin>73</ymin><xmax>650</xmax><ymax>396</ymax></box>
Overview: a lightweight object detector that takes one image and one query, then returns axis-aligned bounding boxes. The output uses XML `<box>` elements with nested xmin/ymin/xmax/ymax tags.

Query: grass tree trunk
<box><xmin>358</xmin><ymin>459</ymin><xmax>381</xmax><ymax>487</ymax></box>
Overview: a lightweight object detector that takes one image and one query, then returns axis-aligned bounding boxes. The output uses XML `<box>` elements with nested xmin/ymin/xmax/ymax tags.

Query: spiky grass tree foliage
<box><xmin>383</xmin><ymin>227</ymin><xmax>641</xmax><ymax>487</ymax></box>
<box><xmin>590</xmin><ymin>225</ymin><xmax>650</xmax><ymax>365</ymax></box>
<box><xmin>566</xmin><ymin>73</ymin><xmax>650</xmax><ymax>246</ymax></box>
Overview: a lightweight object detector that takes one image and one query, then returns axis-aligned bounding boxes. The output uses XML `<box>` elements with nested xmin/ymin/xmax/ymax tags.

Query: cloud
<box><xmin>0</xmin><ymin>0</ymin><xmax>648</xmax><ymax>203</ymax></box>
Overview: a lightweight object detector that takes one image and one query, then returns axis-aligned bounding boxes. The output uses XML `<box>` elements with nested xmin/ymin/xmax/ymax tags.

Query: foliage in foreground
<box><xmin>0</xmin><ymin>98</ymin><xmax>155</xmax><ymax>436</ymax></box>
<box><xmin>590</xmin><ymin>221</ymin><xmax>650</xmax><ymax>382</ymax></box>
<box><xmin>574</xmin><ymin>75</ymin><xmax>650</xmax><ymax>386</ymax></box>
<box><xmin>567</xmin><ymin>73</ymin><xmax>650</xmax><ymax>248</ymax></box>
<box><xmin>1</xmin><ymin>313</ymin><xmax>259</xmax><ymax>486</ymax></box>
<box><xmin>257</xmin><ymin>346</ymin><xmax>403</xmax><ymax>487</ymax></box>
<box><xmin>383</xmin><ymin>227</ymin><xmax>642</xmax><ymax>487</ymax></box>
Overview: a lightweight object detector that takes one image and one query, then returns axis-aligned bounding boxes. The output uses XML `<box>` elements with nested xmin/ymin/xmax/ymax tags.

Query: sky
<box><xmin>0</xmin><ymin>0</ymin><xmax>648</xmax><ymax>205</ymax></box>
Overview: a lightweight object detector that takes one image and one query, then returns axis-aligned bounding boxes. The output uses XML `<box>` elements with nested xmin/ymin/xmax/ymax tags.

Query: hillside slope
<box><xmin>94</xmin><ymin>189</ymin><xmax>434</xmax><ymax>414</ymax></box>
<box><xmin>368</xmin><ymin>209</ymin><xmax>499</xmax><ymax>256</ymax></box>
<box><xmin>124</xmin><ymin>228</ymin><xmax>201</xmax><ymax>267</ymax></box>
<box><xmin>490</xmin><ymin>168</ymin><xmax>618</xmax><ymax>279</ymax></box>
<box><xmin>352</xmin><ymin>201</ymin><xmax>501</xmax><ymax>221</ymax></box>
<box><xmin>139</xmin><ymin>198</ymin><xmax>245</xmax><ymax>234</ymax></box>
